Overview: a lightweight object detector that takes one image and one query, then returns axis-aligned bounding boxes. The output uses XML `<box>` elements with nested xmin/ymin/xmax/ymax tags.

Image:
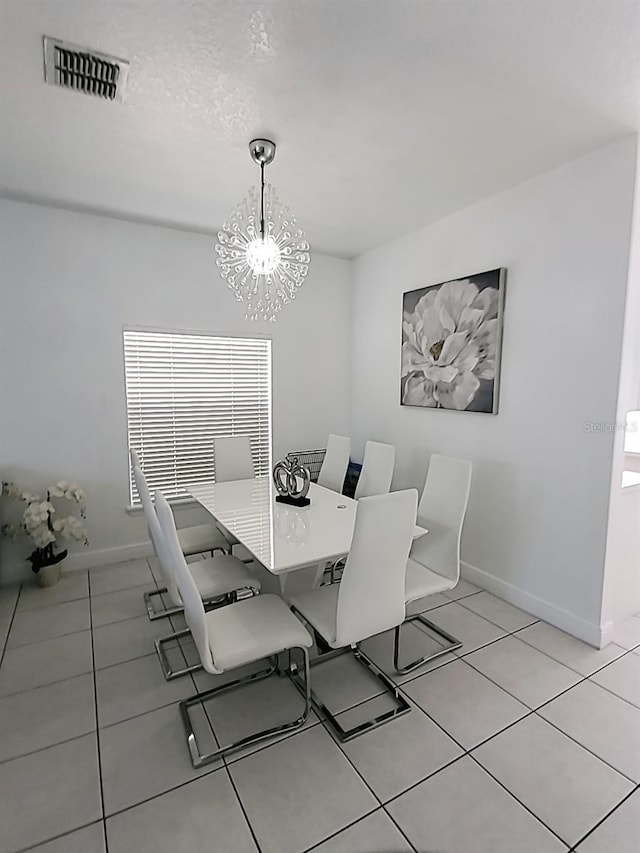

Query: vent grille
<box><xmin>43</xmin><ymin>36</ymin><xmax>129</xmax><ymax>101</ymax></box>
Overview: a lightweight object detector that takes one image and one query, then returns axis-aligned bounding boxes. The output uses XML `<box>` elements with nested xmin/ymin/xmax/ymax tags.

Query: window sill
<box><xmin>126</xmin><ymin>497</ymin><xmax>200</xmax><ymax>514</ymax></box>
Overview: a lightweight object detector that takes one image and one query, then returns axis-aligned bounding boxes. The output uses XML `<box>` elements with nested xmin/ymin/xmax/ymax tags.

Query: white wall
<box><xmin>351</xmin><ymin>138</ymin><xmax>637</xmax><ymax>645</ymax></box>
<box><xmin>0</xmin><ymin>200</ymin><xmax>352</xmax><ymax>581</ymax></box>
<box><xmin>601</xmin><ymin>136</ymin><xmax>640</xmax><ymax>636</ymax></box>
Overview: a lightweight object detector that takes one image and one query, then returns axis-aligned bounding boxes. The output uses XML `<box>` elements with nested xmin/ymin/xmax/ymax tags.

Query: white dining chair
<box><xmin>354</xmin><ymin>440</ymin><xmax>395</xmax><ymax>499</ymax></box>
<box><xmin>326</xmin><ymin>439</ymin><xmax>396</xmax><ymax>583</ymax></box>
<box><xmin>213</xmin><ymin>435</ymin><xmax>255</xmax><ymax>482</ymax></box>
<box><xmin>317</xmin><ymin>434</ymin><xmax>351</xmax><ymax>493</ymax></box>
<box><xmin>130</xmin><ymin>448</ymin><xmax>231</xmax><ymax>621</ymax></box>
<box><xmin>212</xmin><ymin>435</ymin><xmax>256</xmax><ymax>560</ymax></box>
<box><xmin>289</xmin><ymin>489</ymin><xmax>417</xmax><ymax>741</ymax></box>
<box><xmin>394</xmin><ymin>453</ymin><xmax>473</xmax><ymax>674</ymax></box>
<box><xmin>155</xmin><ymin>491</ymin><xmax>313</xmax><ymax>767</ymax></box>
<box><xmin>134</xmin><ymin>469</ymin><xmax>260</xmax><ymax>679</ymax></box>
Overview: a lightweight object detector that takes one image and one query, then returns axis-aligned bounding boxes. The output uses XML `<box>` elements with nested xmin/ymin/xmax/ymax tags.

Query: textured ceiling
<box><xmin>0</xmin><ymin>0</ymin><xmax>639</xmax><ymax>257</ymax></box>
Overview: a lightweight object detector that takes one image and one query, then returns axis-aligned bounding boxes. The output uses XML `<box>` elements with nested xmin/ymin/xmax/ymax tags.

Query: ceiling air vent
<box><xmin>43</xmin><ymin>36</ymin><xmax>129</xmax><ymax>101</ymax></box>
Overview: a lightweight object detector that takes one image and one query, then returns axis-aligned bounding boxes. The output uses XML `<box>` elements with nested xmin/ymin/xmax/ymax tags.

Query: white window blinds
<box><xmin>124</xmin><ymin>330</ymin><xmax>272</xmax><ymax>505</ymax></box>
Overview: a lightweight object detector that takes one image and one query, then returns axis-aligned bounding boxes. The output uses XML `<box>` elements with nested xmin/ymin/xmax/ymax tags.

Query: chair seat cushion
<box><xmin>177</xmin><ymin>523</ymin><xmax>228</xmax><ymax>555</ymax></box>
<box><xmin>190</xmin><ymin>554</ymin><xmax>260</xmax><ymax>600</ymax></box>
<box><xmin>405</xmin><ymin>558</ymin><xmax>454</xmax><ymax>605</ymax></box>
<box><xmin>289</xmin><ymin>584</ymin><xmax>340</xmax><ymax>648</ymax></box>
<box><xmin>205</xmin><ymin>594</ymin><xmax>313</xmax><ymax>671</ymax></box>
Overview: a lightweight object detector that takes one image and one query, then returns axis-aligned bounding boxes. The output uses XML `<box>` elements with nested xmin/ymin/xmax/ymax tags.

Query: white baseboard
<box><xmin>461</xmin><ymin>560</ymin><xmax>608</xmax><ymax>648</ymax></box>
<box><xmin>1</xmin><ymin>541</ymin><xmax>154</xmax><ymax>584</ymax></box>
<box><xmin>64</xmin><ymin>541</ymin><xmax>154</xmax><ymax>572</ymax></box>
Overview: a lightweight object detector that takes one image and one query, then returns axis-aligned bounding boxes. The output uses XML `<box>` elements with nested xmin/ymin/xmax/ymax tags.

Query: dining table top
<box><xmin>188</xmin><ymin>476</ymin><xmax>427</xmax><ymax>575</ymax></box>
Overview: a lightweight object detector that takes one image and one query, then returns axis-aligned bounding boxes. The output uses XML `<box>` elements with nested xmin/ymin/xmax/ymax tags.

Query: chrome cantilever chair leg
<box><xmin>289</xmin><ymin>642</ymin><xmax>410</xmax><ymax>742</ymax></box>
<box><xmin>179</xmin><ymin>647</ymin><xmax>311</xmax><ymax>768</ymax></box>
<box><xmin>144</xmin><ymin>587</ymin><xmax>184</xmax><ymax>621</ymax></box>
<box><xmin>145</xmin><ymin>545</ymin><xmax>230</xmax><ymax>621</ymax></box>
<box><xmin>155</xmin><ymin>589</ymin><xmax>258</xmax><ymax>680</ymax></box>
<box><xmin>155</xmin><ymin>628</ymin><xmax>202</xmax><ymax>680</ymax></box>
<box><xmin>393</xmin><ymin>614</ymin><xmax>462</xmax><ymax>675</ymax></box>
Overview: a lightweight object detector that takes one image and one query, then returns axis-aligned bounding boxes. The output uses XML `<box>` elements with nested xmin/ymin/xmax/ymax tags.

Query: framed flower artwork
<box><xmin>401</xmin><ymin>268</ymin><xmax>506</xmax><ymax>413</ymax></box>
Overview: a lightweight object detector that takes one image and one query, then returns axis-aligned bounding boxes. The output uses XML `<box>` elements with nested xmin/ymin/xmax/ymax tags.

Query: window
<box><xmin>124</xmin><ymin>329</ymin><xmax>272</xmax><ymax>505</ymax></box>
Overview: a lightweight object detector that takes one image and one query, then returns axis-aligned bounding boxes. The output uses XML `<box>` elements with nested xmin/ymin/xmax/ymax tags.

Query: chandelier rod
<box><xmin>260</xmin><ymin>160</ymin><xmax>266</xmax><ymax>242</ymax></box>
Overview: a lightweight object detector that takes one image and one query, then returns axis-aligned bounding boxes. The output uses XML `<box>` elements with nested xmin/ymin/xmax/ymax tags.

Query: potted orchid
<box><xmin>1</xmin><ymin>480</ymin><xmax>88</xmax><ymax>587</ymax></box>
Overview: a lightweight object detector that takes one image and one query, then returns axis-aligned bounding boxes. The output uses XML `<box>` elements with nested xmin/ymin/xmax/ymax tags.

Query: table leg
<box><xmin>278</xmin><ymin>563</ymin><xmax>325</xmax><ymax>601</ymax></box>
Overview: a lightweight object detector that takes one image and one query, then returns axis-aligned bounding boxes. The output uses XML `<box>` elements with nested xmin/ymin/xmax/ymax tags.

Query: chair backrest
<box><xmin>155</xmin><ymin>491</ymin><xmax>219</xmax><ymax>674</ymax></box>
<box><xmin>412</xmin><ymin>454</ymin><xmax>472</xmax><ymax>583</ymax></box>
<box><xmin>214</xmin><ymin>435</ymin><xmax>255</xmax><ymax>482</ymax></box>
<box><xmin>132</xmin><ymin>465</ymin><xmax>181</xmax><ymax>605</ymax></box>
<box><xmin>336</xmin><ymin>489</ymin><xmax>417</xmax><ymax>646</ymax></box>
<box><xmin>129</xmin><ymin>447</ymin><xmax>141</xmax><ymax>471</ymax></box>
<box><xmin>354</xmin><ymin>441</ymin><xmax>395</xmax><ymax>499</ymax></box>
<box><xmin>317</xmin><ymin>434</ymin><xmax>351</xmax><ymax>493</ymax></box>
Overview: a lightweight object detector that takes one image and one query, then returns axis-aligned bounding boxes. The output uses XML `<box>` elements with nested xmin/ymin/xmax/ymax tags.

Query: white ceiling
<box><xmin>0</xmin><ymin>0</ymin><xmax>639</xmax><ymax>258</ymax></box>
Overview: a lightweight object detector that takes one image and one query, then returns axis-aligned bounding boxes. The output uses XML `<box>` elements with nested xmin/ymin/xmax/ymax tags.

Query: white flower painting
<box><xmin>401</xmin><ymin>269</ymin><xmax>506</xmax><ymax>413</ymax></box>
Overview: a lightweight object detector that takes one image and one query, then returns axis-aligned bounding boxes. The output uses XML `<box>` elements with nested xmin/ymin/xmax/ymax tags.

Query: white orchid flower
<box><xmin>31</xmin><ymin>523</ymin><xmax>55</xmax><ymax>548</ymax></box>
<box><xmin>55</xmin><ymin>515</ymin><xmax>87</xmax><ymax>541</ymax></box>
<box><xmin>2</xmin><ymin>482</ymin><xmax>24</xmax><ymax>500</ymax></box>
<box><xmin>401</xmin><ymin>279</ymin><xmax>499</xmax><ymax>410</ymax></box>
<box><xmin>23</xmin><ymin>501</ymin><xmax>55</xmax><ymax>530</ymax></box>
<box><xmin>2</xmin><ymin>479</ymin><xmax>88</xmax><ymax>554</ymax></box>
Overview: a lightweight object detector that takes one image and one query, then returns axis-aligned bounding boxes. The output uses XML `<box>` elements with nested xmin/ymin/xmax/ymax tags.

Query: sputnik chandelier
<box><xmin>215</xmin><ymin>139</ymin><xmax>310</xmax><ymax>321</ymax></box>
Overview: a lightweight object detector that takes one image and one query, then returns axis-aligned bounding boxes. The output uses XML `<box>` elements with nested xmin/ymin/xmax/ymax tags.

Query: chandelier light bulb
<box><xmin>246</xmin><ymin>236</ymin><xmax>281</xmax><ymax>276</ymax></box>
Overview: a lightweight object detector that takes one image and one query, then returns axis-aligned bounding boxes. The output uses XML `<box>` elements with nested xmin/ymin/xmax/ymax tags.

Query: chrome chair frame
<box><xmin>144</xmin><ymin>546</ymin><xmax>229</xmax><ymax>621</ymax></box>
<box><xmin>144</xmin><ymin>586</ymin><xmax>182</xmax><ymax>621</ymax></box>
<box><xmin>289</xmin><ymin>608</ymin><xmax>411</xmax><ymax>742</ymax></box>
<box><xmin>179</xmin><ymin>646</ymin><xmax>311</xmax><ymax>768</ymax></box>
<box><xmin>393</xmin><ymin>613</ymin><xmax>462</xmax><ymax>674</ymax></box>
<box><xmin>155</xmin><ymin>588</ymin><xmax>258</xmax><ymax>680</ymax></box>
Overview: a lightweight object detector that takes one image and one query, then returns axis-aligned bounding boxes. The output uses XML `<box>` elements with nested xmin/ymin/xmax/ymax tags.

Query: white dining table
<box><xmin>188</xmin><ymin>476</ymin><xmax>427</xmax><ymax>594</ymax></box>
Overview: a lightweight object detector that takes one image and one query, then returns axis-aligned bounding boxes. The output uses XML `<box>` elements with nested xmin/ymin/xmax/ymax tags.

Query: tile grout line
<box><xmin>3</xmin><ymin>578</ymin><xmax>638</xmax><ymax>852</ymax></box>
<box><xmin>460</xmin><ymin>638</ymin><xmax>640</xmax><ymax>714</ymax></box>
<box><xmin>224</xmin><ymin>763</ymin><xmax>264</xmax><ymax>853</ymax></box>
<box><xmin>313</xmin><ymin>722</ymin><xmax>419</xmax><ymax>853</ymax></box>
<box><xmin>378</xmin><ymin>630</ymin><xmax>640</xmax><ymax>780</ymax></box>
<box><xmin>90</xmin><ymin>581</ymin><xmax>155</xmax><ymax>600</ymax></box>
<box><xmin>205</xmin><ymin>665</ymin><xmax>267</xmax><ymax>853</ymax></box>
<box><xmin>87</xmin><ymin>572</ymin><xmax>110</xmax><ymax>853</ymax></box>
<box><xmin>0</xmin><ymin>724</ymin><xmax>96</xmax><ymax>767</ymax></box>
<box><xmin>508</xmin><ymin>625</ymin><xmax>630</xmax><ymax>675</ymax></box>
<box><xmin>466</xmin><ymin>751</ymin><xmax>572</xmax><ymax>849</ymax></box>
<box><xmin>383</xmin><ymin>647</ymin><xmax>640</xmax><ymax>844</ymax></box>
<box><xmin>568</xmin><ymin>782</ymin><xmax>640</xmax><ymax>851</ymax></box>
<box><xmin>301</xmin><ymin>805</ymin><xmax>412</xmax><ymax>853</ymax></box>
<box><xmin>14</xmin><ymin>820</ymin><xmax>104</xmax><ymax>853</ymax></box>
<box><xmin>5</xmin><ymin>617</ymin><xmax>93</xmax><ymax>652</ymax></box>
<box><xmin>93</xmin><ymin>668</ymin><xmax>223</xmax><ymax>824</ymax></box>
<box><xmin>0</xmin><ymin>582</ymin><xmax>23</xmax><ymax>669</ymax></box>
<box><xmin>381</xmin><ymin>807</ymin><xmax>420</xmax><ymax>853</ymax></box>
<box><xmin>20</xmin><ymin>624</ymin><xmax>631</xmax><ymax>830</ymax></box>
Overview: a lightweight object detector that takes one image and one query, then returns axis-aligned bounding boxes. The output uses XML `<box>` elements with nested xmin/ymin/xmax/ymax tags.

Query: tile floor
<box><xmin>0</xmin><ymin>559</ymin><xmax>639</xmax><ymax>852</ymax></box>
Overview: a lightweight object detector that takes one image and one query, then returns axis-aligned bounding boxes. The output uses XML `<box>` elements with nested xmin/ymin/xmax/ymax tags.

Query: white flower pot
<box><xmin>36</xmin><ymin>562</ymin><xmax>63</xmax><ymax>588</ymax></box>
